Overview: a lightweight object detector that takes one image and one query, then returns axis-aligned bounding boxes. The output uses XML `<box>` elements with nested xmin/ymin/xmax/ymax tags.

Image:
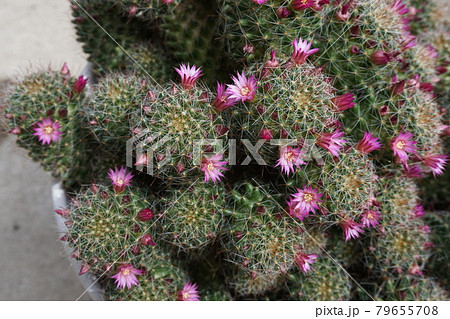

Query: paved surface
<box><xmin>0</xmin><ymin>0</ymin><xmax>91</xmax><ymax>300</ymax></box>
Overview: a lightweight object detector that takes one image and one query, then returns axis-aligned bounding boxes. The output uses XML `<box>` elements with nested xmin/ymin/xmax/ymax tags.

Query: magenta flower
<box><xmin>72</xmin><ymin>75</ymin><xmax>88</xmax><ymax>93</ymax></box>
<box><xmin>336</xmin><ymin>1</ymin><xmax>351</xmax><ymax>21</ymax></box>
<box><xmin>178</xmin><ymin>282</ymin><xmax>200</xmax><ymax>301</ymax></box>
<box><xmin>110</xmin><ymin>264</ymin><xmax>143</xmax><ymax>289</ymax></box>
<box><xmin>422</xmin><ymin>154</ymin><xmax>448</xmax><ymax>177</ymax></box>
<box><xmin>412</xmin><ymin>204</ymin><xmax>425</xmax><ymax>219</ymax></box>
<box><xmin>408</xmin><ymin>264</ymin><xmax>423</xmax><ymax>277</ymax></box>
<box><xmin>311</xmin><ymin>0</ymin><xmax>330</xmax><ymax>11</ymax></box>
<box><xmin>403</xmin><ymin>164</ymin><xmax>423</xmax><ymax>178</ymax></box>
<box><xmin>401</xmin><ymin>31</ymin><xmax>417</xmax><ymax>51</ymax></box>
<box><xmin>291</xmin><ymin>186</ymin><xmax>324</xmax><ymax>216</ymax></box>
<box><xmin>252</xmin><ymin>0</ymin><xmax>267</xmax><ymax>4</ymax></box>
<box><xmin>33</xmin><ymin>118</ymin><xmax>62</xmax><ymax>145</ymax></box>
<box><xmin>275</xmin><ymin>146</ymin><xmax>306</xmax><ymax>176</ymax></box>
<box><xmin>341</xmin><ymin>218</ymin><xmax>364</xmax><ymax>241</ymax></box>
<box><xmin>108</xmin><ymin>166</ymin><xmax>134</xmax><ymax>193</ymax></box>
<box><xmin>361</xmin><ymin>210</ymin><xmax>381</xmax><ymax>228</ymax></box>
<box><xmin>286</xmin><ymin>199</ymin><xmax>310</xmax><ymax>221</ymax></box>
<box><xmin>174</xmin><ymin>63</ymin><xmax>203</xmax><ymax>90</ymax></box>
<box><xmin>295</xmin><ymin>251</ymin><xmax>318</xmax><ymax>274</ymax></box>
<box><xmin>356</xmin><ymin>132</ymin><xmax>382</xmax><ymax>154</ymax></box>
<box><xmin>331</xmin><ymin>93</ymin><xmax>355</xmax><ymax>112</ymax></box>
<box><xmin>290</xmin><ymin>38</ymin><xmax>319</xmax><ymax>65</ymax></box>
<box><xmin>392</xmin><ymin>0</ymin><xmax>409</xmax><ymax>15</ymax></box>
<box><xmin>316</xmin><ymin>130</ymin><xmax>347</xmax><ymax>157</ymax></box>
<box><xmin>390</xmin><ymin>132</ymin><xmax>417</xmax><ymax>165</ymax></box>
<box><xmin>213</xmin><ymin>82</ymin><xmax>237</xmax><ymax>111</ymax></box>
<box><xmin>292</xmin><ymin>0</ymin><xmax>315</xmax><ymax>11</ymax></box>
<box><xmin>226</xmin><ymin>71</ymin><xmax>258</xmax><ymax>102</ymax></box>
<box><xmin>201</xmin><ymin>153</ymin><xmax>228</xmax><ymax>183</ymax></box>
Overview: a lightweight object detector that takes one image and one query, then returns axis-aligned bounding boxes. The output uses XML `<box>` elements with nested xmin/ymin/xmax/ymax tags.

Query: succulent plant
<box><xmin>2</xmin><ymin>0</ymin><xmax>449</xmax><ymax>301</ymax></box>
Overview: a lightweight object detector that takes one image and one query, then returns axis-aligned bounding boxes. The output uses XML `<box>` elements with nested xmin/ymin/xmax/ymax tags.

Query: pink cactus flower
<box><xmin>135</xmin><ymin>153</ymin><xmax>148</xmax><ymax>166</ymax></box>
<box><xmin>425</xmin><ymin>45</ymin><xmax>439</xmax><ymax>59</ymax></box>
<box><xmin>111</xmin><ymin>264</ymin><xmax>143</xmax><ymax>289</ymax></box>
<box><xmin>140</xmin><ymin>234</ymin><xmax>156</xmax><ymax>246</ymax></box>
<box><xmin>72</xmin><ymin>75</ymin><xmax>88</xmax><ymax>93</ymax></box>
<box><xmin>403</xmin><ymin>164</ymin><xmax>423</xmax><ymax>178</ymax></box>
<box><xmin>292</xmin><ymin>0</ymin><xmax>315</xmax><ymax>11</ymax></box>
<box><xmin>331</xmin><ymin>93</ymin><xmax>355</xmax><ymax>112</ymax></box>
<box><xmin>275</xmin><ymin>146</ymin><xmax>306</xmax><ymax>176</ymax></box>
<box><xmin>261</xmin><ymin>50</ymin><xmax>279</xmax><ymax>78</ymax></box>
<box><xmin>316</xmin><ymin>130</ymin><xmax>347</xmax><ymax>157</ymax></box>
<box><xmin>291</xmin><ymin>186</ymin><xmax>324</xmax><ymax>216</ymax></box>
<box><xmin>178</xmin><ymin>282</ymin><xmax>200</xmax><ymax>301</ymax></box>
<box><xmin>213</xmin><ymin>82</ymin><xmax>237</xmax><ymax>111</ymax></box>
<box><xmin>390</xmin><ymin>132</ymin><xmax>417</xmax><ymax>166</ymax></box>
<box><xmin>408</xmin><ymin>264</ymin><xmax>423</xmax><ymax>276</ymax></box>
<box><xmin>108</xmin><ymin>166</ymin><xmax>134</xmax><ymax>193</ymax></box>
<box><xmin>311</xmin><ymin>0</ymin><xmax>330</xmax><ymax>11</ymax></box>
<box><xmin>401</xmin><ymin>31</ymin><xmax>417</xmax><ymax>51</ymax></box>
<box><xmin>201</xmin><ymin>153</ymin><xmax>228</xmax><ymax>183</ymax></box>
<box><xmin>33</xmin><ymin>118</ymin><xmax>62</xmax><ymax>145</ymax></box>
<box><xmin>356</xmin><ymin>132</ymin><xmax>382</xmax><ymax>154</ymax></box>
<box><xmin>422</xmin><ymin>154</ymin><xmax>448</xmax><ymax>177</ymax></box>
<box><xmin>286</xmin><ymin>199</ymin><xmax>310</xmax><ymax>221</ymax></box>
<box><xmin>226</xmin><ymin>71</ymin><xmax>258</xmax><ymax>102</ymax></box>
<box><xmin>290</xmin><ymin>38</ymin><xmax>319</xmax><ymax>65</ymax></box>
<box><xmin>361</xmin><ymin>210</ymin><xmax>381</xmax><ymax>228</ymax></box>
<box><xmin>392</xmin><ymin>0</ymin><xmax>409</xmax><ymax>15</ymax></box>
<box><xmin>412</xmin><ymin>204</ymin><xmax>425</xmax><ymax>219</ymax></box>
<box><xmin>336</xmin><ymin>1</ymin><xmax>351</xmax><ymax>21</ymax></box>
<box><xmin>341</xmin><ymin>218</ymin><xmax>364</xmax><ymax>241</ymax></box>
<box><xmin>295</xmin><ymin>251</ymin><xmax>318</xmax><ymax>274</ymax></box>
<box><xmin>174</xmin><ymin>63</ymin><xmax>203</xmax><ymax>90</ymax></box>
<box><xmin>252</xmin><ymin>0</ymin><xmax>268</xmax><ymax>4</ymax></box>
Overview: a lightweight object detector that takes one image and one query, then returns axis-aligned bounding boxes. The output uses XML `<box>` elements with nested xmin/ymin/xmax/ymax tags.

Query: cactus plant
<box><xmin>2</xmin><ymin>0</ymin><xmax>449</xmax><ymax>301</ymax></box>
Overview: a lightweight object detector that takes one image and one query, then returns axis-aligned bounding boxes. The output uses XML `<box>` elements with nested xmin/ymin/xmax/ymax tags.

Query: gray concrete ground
<box><xmin>0</xmin><ymin>0</ymin><xmax>91</xmax><ymax>300</ymax></box>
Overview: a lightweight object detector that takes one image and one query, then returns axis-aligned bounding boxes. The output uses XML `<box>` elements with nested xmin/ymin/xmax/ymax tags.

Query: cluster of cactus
<box><xmin>2</xmin><ymin>0</ymin><xmax>449</xmax><ymax>300</ymax></box>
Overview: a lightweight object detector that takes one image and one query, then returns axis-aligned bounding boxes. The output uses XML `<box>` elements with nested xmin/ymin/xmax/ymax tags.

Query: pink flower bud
<box><xmin>60</xmin><ymin>62</ymin><xmax>70</xmax><ymax>78</ymax></box>
<box><xmin>260</xmin><ymin>128</ymin><xmax>273</xmax><ymax>140</ymax></box>
<box><xmin>54</xmin><ymin>208</ymin><xmax>70</xmax><ymax>218</ymax></box>
<box><xmin>9</xmin><ymin>127</ymin><xmax>22</xmax><ymax>135</ymax></box>
<box><xmin>140</xmin><ymin>234</ymin><xmax>156</xmax><ymax>246</ymax></box>
<box><xmin>135</xmin><ymin>153</ymin><xmax>148</xmax><ymax>166</ymax></box>
<box><xmin>72</xmin><ymin>75</ymin><xmax>88</xmax><ymax>93</ymax></box>
<box><xmin>371</xmin><ymin>50</ymin><xmax>391</xmax><ymax>65</ymax></box>
<box><xmin>243</xmin><ymin>44</ymin><xmax>254</xmax><ymax>54</ymax></box>
<box><xmin>79</xmin><ymin>263</ymin><xmax>90</xmax><ymax>275</ymax></box>
<box><xmin>391</xmin><ymin>80</ymin><xmax>405</xmax><ymax>96</ymax></box>
<box><xmin>137</xmin><ymin>208</ymin><xmax>154</xmax><ymax>221</ymax></box>
<box><xmin>276</xmin><ymin>7</ymin><xmax>291</xmax><ymax>18</ymax></box>
<box><xmin>129</xmin><ymin>5</ymin><xmax>138</xmax><ymax>15</ymax></box>
<box><xmin>378</xmin><ymin>105</ymin><xmax>389</xmax><ymax>116</ymax></box>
